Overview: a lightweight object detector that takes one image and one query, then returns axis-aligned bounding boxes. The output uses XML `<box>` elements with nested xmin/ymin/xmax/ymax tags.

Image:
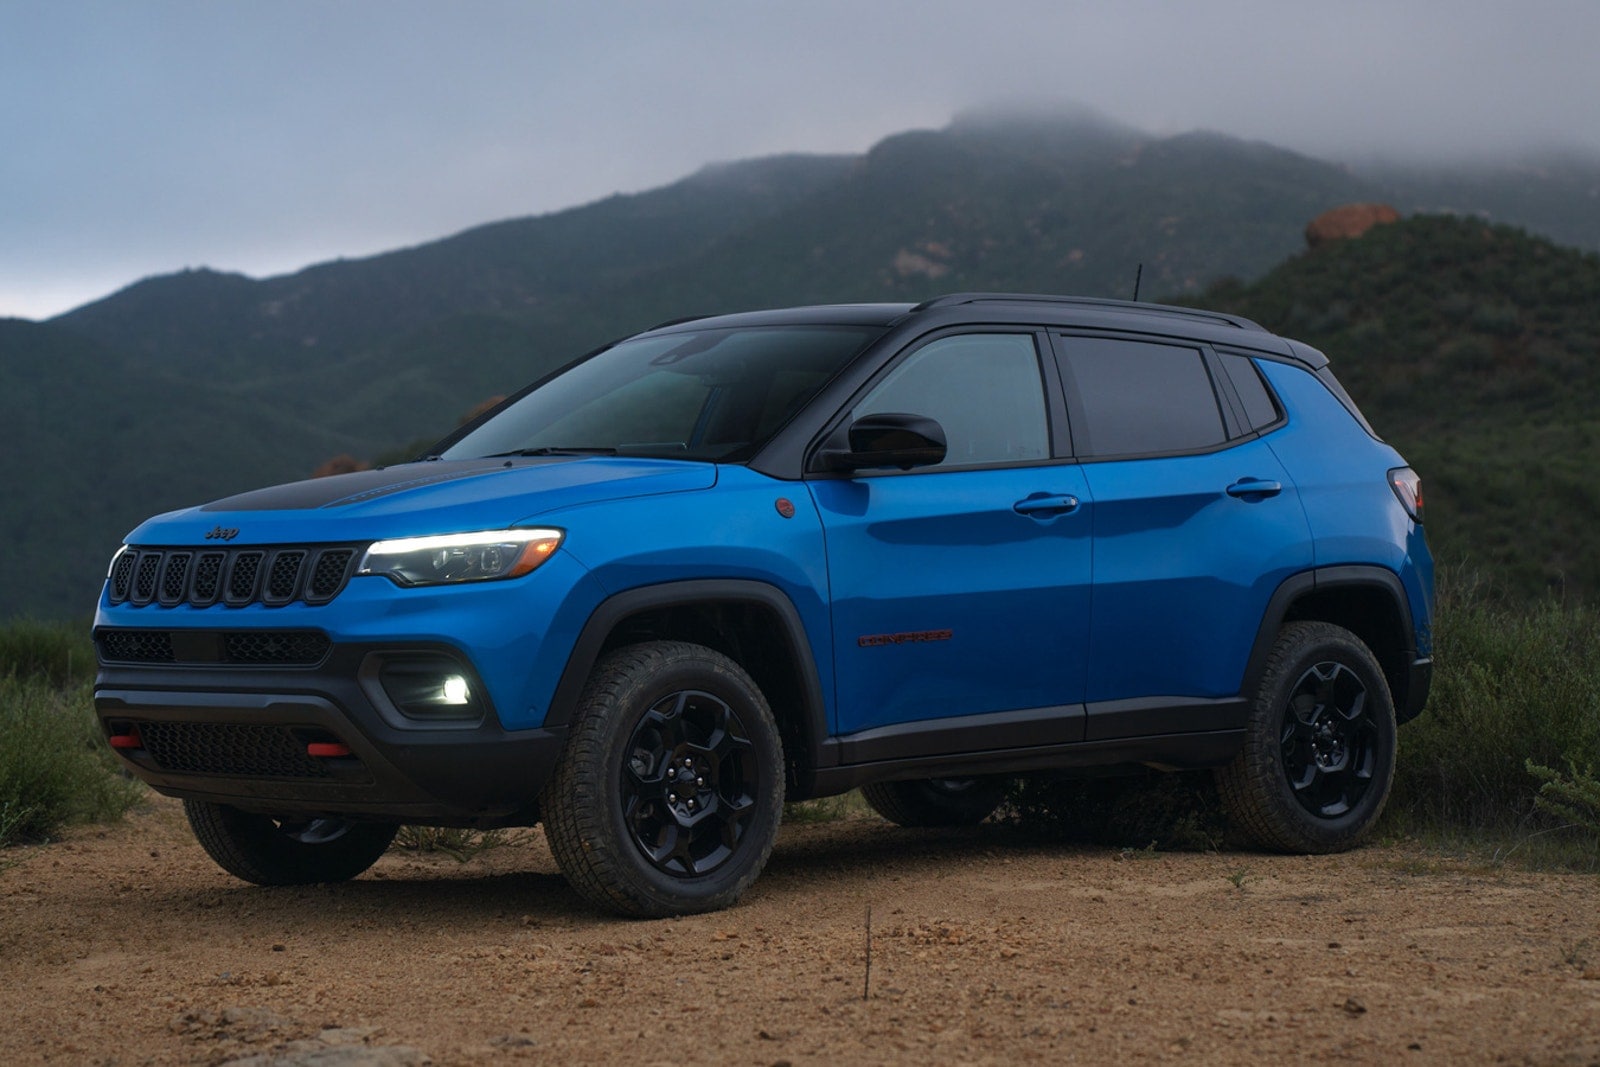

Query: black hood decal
<box><xmin>199</xmin><ymin>459</ymin><xmax>550</xmax><ymax>512</ymax></box>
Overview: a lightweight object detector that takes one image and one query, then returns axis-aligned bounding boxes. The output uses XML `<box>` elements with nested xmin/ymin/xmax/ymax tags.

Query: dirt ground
<box><xmin>3</xmin><ymin>796</ymin><xmax>1599</xmax><ymax>1066</ymax></box>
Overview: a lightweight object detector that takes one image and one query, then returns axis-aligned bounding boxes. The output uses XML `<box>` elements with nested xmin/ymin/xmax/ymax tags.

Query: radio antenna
<box><xmin>1132</xmin><ymin>263</ymin><xmax>1143</xmax><ymax>302</ymax></box>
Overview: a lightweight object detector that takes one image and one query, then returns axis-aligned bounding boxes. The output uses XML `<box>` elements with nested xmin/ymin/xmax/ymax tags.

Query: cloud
<box><xmin>3</xmin><ymin>0</ymin><xmax>1597</xmax><ymax>318</ymax></box>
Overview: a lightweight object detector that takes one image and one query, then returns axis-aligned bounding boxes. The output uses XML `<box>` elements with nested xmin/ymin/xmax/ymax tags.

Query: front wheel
<box><xmin>183</xmin><ymin>800</ymin><xmax>397</xmax><ymax>885</ymax></box>
<box><xmin>1216</xmin><ymin>621</ymin><xmax>1396</xmax><ymax>853</ymax></box>
<box><xmin>539</xmin><ymin>641</ymin><xmax>785</xmax><ymax>918</ymax></box>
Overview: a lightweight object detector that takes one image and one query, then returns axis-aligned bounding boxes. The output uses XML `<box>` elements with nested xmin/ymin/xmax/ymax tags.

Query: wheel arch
<box><xmin>1244</xmin><ymin>566</ymin><xmax>1423</xmax><ymax>723</ymax></box>
<box><xmin>544</xmin><ymin>580</ymin><xmax>829</xmax><ymax>795</ymax></box>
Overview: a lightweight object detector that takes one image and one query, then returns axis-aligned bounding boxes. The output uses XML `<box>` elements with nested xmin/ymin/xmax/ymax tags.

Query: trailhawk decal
<box><xmin>857</xmin><ymin>629</ymin><xmax>954</xmax><ymax>648</ymax></box>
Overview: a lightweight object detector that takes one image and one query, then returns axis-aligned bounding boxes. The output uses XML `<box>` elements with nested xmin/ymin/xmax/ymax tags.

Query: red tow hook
<box><xmin>306</xmin><ymin>742</ymin><xmax>353</xmax><ymax>758</ymax></box>
<box><xmin>108</xmin><ymin>726</ymin><xmax>143</xmax><ymax>750</ymax></box>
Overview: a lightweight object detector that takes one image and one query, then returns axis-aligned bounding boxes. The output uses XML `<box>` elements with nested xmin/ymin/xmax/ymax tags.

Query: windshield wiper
<box><xmin>487</xmin><ymin>446</ymin><xmax>620</xmax><ymax>458</ymax></box>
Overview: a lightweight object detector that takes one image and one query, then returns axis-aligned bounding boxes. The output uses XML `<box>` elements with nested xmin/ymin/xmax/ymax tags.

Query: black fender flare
<box><xmin>1241</xmin><ymin>565</ymin><xmax>1420</xmax><ymax>718</ymax></box>
<box><xmin>543</xmin><ymin>578</ymin><xmax>830</xmax><ymax>773</ymax></box>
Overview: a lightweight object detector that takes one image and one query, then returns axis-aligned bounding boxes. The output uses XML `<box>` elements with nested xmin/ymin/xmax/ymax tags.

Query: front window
<box><xmin>441</xmin><ymin>325</ymin><xmax>882</xmax><ymax>463</ymax></box>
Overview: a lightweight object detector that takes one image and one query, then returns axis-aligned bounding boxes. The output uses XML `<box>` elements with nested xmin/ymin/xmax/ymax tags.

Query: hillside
<box><xmin>1194</xmin><ymin>215</ymin><xmax>1600</xmax><ymax>600</ymax></box>
<box><xmin>6</xmin><ymin>111</ymin><xmax>1600</xmax><ymax>618</ymax></box>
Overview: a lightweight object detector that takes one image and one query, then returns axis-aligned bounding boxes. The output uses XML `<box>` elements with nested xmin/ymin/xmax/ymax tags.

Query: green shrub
<box><xmin>0</xmin><ymin>677</ymin><xmax>142</xmax><ymax>847</ymax></box>
<box><xmin>392</xmin><ymin>825</ymin><xmax>529</xmax><ymax>861</ymax></box>
<box><xmin>1527</xmin><ymin>761</ymin><xmax>1600</xmax><ymax>835</ymax></box>
<box><xmin>0</xmin><ymin>619</ymin><xmax>95</xmax><ymax>687</ymax></box>
<box><xmin>1390</xmin><ymin>582</ymin><xmax>1600</xmax><ymax>835</ymax></box>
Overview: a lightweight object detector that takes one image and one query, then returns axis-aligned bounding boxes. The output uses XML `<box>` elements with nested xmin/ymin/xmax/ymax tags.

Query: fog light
<box><xmin>371</xmin><ymin>654</ymin><xmax>485</xmax><ymax>723</ymax></box>
<box><xmin>440</xmin><ymin>675</ymin><xmax>470</xmax><ymax>705</ymax></box>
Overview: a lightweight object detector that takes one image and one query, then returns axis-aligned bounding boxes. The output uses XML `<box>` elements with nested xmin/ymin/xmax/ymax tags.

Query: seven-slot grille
<box><xmin>107</xmin><ymin>545</ymin><xmax>360</xmax><ymax>608</ymax></box>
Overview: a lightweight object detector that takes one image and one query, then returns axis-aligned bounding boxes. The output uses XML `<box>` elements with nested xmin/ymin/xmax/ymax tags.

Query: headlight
<box><xmin>357</xmin><ymin>528</ymin><xmax>563</xmax><ymax>587</ymax></box>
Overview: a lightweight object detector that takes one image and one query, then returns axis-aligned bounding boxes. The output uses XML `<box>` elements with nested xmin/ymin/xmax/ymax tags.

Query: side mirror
<box><xmin>818</xmin><ymin>413</ymin><xmax>947</xmax><ymax>472</ymax></box>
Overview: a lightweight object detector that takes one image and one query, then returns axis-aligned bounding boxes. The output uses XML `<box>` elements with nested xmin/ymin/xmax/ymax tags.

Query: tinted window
<box><xmin>441</xmin><ymin>326</ymin><xmax>881</xmax><ymax>463</ymax></box>
<box><xmin>1222</xmin><ymin>353</ymin><xmax>1281</xmax><ymax>431</ymax></box>
<box><xmin>854</xmin><ymin>333</ymin><xmax>1048</xmax><ymax>467</ymax></box>
<box><xmin>1061</xmin><ymin>337</ymin><xmax>1226</xmax><ymax>457</ymax></box>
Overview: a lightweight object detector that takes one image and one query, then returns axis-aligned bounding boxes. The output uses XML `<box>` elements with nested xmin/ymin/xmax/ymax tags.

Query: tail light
<box><xmin>1388</xmin><ymin>467</ymin><xmax>1423</xmax><ymax>523</ymax></box>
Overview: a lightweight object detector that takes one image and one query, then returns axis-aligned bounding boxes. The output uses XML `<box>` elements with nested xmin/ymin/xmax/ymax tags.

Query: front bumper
<box><xmin>94</xmin><ymin>649</ymin><xmax>566</xmax><ymax>826</ymax></box>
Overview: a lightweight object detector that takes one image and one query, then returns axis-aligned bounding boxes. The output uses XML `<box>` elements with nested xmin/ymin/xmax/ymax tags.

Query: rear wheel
<box><xmin>862</xmin><ymin>776</ymin><xmax>1011</xmax><ymax>828</ymax></box>
<box><xmin>540</xmin><ymin>641</ymin><xmax>784</xmax><ymax>918</ymax></box>
<box><xmin>183</xmin><ymin>800</ymin><xmax>397</xmax><ymax>885</ymax></box>
<box><xmin>1217</xmin><ymin>621</ymin><xmax>1396</xmax><ymax>853</ymax></box>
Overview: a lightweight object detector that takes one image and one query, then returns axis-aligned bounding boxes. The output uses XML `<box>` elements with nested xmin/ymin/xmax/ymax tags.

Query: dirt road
<box><xmin>3</xmin><ymin>796</ymin><xmax>1598</xmax><ymax>1065</ymax></box>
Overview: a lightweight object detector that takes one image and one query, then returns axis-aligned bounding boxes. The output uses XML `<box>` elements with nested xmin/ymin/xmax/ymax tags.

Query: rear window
<box><xmin>1060</xmin><ymin>337</ymin><xmax>1227</xmax><ymax>457</ymax></box>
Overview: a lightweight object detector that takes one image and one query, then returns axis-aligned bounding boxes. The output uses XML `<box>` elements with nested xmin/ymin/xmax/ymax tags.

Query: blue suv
<box><xmin>93</xmin><ymin>294</ymin><xmax>1433</xmax><ymax>916</ymax></box>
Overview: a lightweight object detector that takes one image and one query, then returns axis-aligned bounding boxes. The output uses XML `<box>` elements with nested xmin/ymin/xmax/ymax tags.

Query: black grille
<box><xmin>263</xmin><ymin>550</ymin><xmax>306</xmax><ymax>604</ymax></box>
<box><xmin>98</xmin><ymin>629</ymin><xmax>176</xmax><ymax>663</ymax></box>
<box><xmin>226</xmin><ymin>552</ymin><xmax>264</xmax><ymax>605</ymax></box>
<box><xmin>110</xmin><ymin>551</ymin><xmax>138</xmax><ymax>601</ymax></box>
<box><xmin>137</xmin><ymin>721</ymin><xmax>334</xmax><ymax>778</ymax></box>
<box><xmin>223</xmin><ymin>630</ymin><xmax>331</xmax><ymax>664</ymax></box>
<box><xmin>133</xmin><ymin>553</ymin><xmax>161</xmax><ymax>605</ymax></box>
<box><xmin>159</xmin><ymin>553</ymin><xmax>192</xmax><ymax>605</ymax></box>
<box><xmin>192</xmin><ymin>552</ymin><xmax>224</xmax><ymax>604</ymax></box>
<box><xmin>96</xmin><ymin>628</ymin><xmax>331</xmax><ymax>667</ymax></box>
<box><xmin>307</xmin><ymin>549</ymin><xmax>355</xmax><ymax>602</ymax></box>
<box><xmin>104</xmin><ymin>545</ymin><xmax>361</xmax><ymax>609</ymax></box>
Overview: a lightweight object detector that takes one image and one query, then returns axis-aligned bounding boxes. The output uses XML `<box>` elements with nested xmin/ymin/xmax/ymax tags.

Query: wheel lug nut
<box><xmin>696</xmin><ymin>777</ymin><xmax>704</xmax><ymax>787</ymax></box>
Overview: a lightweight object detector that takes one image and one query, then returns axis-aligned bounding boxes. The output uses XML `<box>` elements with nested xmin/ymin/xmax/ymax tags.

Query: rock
<box><xmin>1305</xmin><ymin>204</ymin><xmax>1401</xmax><ymax>248</ymax></box>
<box><xmin>312</xmin><ymin>454</ymin><xmax>371</xmax><ymax>478</ymax></box>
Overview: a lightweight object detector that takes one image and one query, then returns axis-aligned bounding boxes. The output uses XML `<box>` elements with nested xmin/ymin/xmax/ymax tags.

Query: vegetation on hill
<box><xmin>1193</xmin><ymin>214</ymin><xmax>1600</xmax><ymax>601</ymax></box>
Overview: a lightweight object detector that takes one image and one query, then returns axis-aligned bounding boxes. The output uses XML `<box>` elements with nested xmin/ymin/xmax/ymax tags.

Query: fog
<box><xmin>3</xmin><ymin>0</ymin><xmax>1596</xmax><ymax>319</ymax></box>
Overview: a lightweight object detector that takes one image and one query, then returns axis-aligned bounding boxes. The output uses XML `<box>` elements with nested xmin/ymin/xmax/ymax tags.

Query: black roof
<box><xmin>648</xmin><ymin>292</ymin><xmax>1264</xmax><ymax>332</ymax></box>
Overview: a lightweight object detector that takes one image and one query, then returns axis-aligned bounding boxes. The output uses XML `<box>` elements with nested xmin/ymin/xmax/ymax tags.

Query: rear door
<box><xmin>1052</xmin><ymin>334</ymin><xmax>1314</xmax><ymax>738</ymax></box>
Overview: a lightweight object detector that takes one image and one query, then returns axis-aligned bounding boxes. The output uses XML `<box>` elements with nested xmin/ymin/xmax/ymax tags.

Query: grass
<box><xmin>392</xmin><ymin>826</ymin><xmax>531</xmax><ymax>862</ymax></box>
<box><xmin>0</xmin><ymin>676</ymin><xmax>143</xmax><ymax>848</ymax></box>
<box><xmin>1386</xmin><ymin>576</ymin><xmax>1600</xmax><ymax>864</ymax></box>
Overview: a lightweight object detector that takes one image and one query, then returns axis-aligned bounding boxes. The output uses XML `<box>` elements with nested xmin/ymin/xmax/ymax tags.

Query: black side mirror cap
<box><xmin>818</xmin><ymin>413</ymin><xmax>947</xmax><ymax>472</ymax></box>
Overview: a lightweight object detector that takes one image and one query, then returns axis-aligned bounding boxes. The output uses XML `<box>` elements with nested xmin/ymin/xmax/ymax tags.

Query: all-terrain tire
<box><xmin>861</xmin><ymin>776</ymin><xmax>1011</xmax><ymax>828</ymax></box>
<box><xmin>183</xmin><ymin>800</ymin><xmax>398</xmax><ymax>885</ymax></box>
<box><xmin>539</xmin><ymin>641</ymin><xmax>785</xmax><ymax>918</ymax></box>
<box><xmin>1216</xmin><ymin>621</ymin><xmax>1397</xmax><ymax>853</ymax></box>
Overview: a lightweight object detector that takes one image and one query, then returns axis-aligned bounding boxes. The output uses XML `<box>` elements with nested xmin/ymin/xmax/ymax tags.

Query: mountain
<box><xmin>1191</xmin><ymin>214</ymin><xmax>1600</xmax><ymax>600</ymax></box>
<box><xmin>6</xmin><ymin>110</ymin><xmax>1600</xmax><ymax>618</ymax></box>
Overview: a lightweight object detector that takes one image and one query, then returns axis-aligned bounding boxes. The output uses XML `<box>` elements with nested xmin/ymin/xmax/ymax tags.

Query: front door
<box><xmin>808</xmin><ymin>332</ymin><xmax>1093</xmax><ymax>739</ymax></box>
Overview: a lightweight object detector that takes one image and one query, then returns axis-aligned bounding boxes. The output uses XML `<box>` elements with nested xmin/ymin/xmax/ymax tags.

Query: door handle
<box><xmin>1013</xmin><ymin>493</ymin><xmax>1081</xmax><ymax>517</ymax></box>
<box><xmin>1226</xmin><ymin>478</ymin><xmax>1283</xmax><ymax>499</ymax></box>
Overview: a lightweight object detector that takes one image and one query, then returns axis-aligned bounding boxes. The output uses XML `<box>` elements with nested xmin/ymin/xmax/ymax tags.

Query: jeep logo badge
<box><xmin>204</xmin><ymin>525</ymin><xmax>240</xmax><ymax>542</ymax></box>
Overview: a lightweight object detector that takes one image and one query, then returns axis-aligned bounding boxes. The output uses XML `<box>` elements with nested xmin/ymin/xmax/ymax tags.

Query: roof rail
<box><xmin>909</xmin><ymin>292</ymin><xmax>1267</xmax><ymax>332</ymax></box>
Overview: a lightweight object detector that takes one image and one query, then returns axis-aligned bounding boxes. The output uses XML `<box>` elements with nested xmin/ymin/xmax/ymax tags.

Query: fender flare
<box><xmin>1241</xmin><ymin>564</ymin><xmax>1419</xmax><ymax>713</ymax></box>
<box><xmin>542</xmin><ymin>578</ymin><xmax>830</xmax><ymax>768</ymax></box>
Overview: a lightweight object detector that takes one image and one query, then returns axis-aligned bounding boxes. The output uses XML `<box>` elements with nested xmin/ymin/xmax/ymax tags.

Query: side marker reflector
<box><xmin>306</xmin><ymin>742</ymin><xmax>353</xmax><ymax>758</ymax></box>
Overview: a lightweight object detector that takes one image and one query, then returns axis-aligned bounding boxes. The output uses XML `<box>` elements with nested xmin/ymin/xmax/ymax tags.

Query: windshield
<box><xmin>441</xmin><ymin>325</ymin><xmax>883</xmax><ymax>463</ymax></box>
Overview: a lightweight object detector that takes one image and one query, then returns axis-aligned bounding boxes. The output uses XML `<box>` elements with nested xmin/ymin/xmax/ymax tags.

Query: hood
<box><xmin>124</xmin><ymin>457</ymin><xmax>718</xmax><ymax>545</ymax></box>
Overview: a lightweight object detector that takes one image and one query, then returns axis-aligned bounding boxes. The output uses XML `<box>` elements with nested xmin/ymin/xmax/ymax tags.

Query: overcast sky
<box><xmin>3</xmin><ymin>0</ymin><xmax>1597</xmax><ymax>320</ymax></box>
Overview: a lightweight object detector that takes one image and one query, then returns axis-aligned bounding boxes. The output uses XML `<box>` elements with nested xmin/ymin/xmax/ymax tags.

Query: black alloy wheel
<box><xmin>1280</xmin><ymin>661</ymin><xmax>1378</xmax><ymax>818</ymax></box>
<box><xmin>621</xmin><ymin>688</ymin><xmax>759</xmax><ymax>876</ymax></box>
